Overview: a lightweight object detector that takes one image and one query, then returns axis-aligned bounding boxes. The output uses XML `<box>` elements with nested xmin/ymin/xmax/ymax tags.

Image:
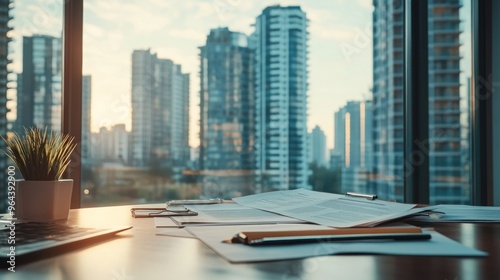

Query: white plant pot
<box><xmin>15</xmin><ymin>179</ymin><xmax>73</xmax><ymax>221</ymax></box>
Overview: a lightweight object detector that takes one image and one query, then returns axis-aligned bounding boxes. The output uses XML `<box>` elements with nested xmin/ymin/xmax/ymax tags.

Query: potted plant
<box><xmin>2</xmin><ymin>127</ymin><xmax>77</xmax><ymax>221</ymax></box>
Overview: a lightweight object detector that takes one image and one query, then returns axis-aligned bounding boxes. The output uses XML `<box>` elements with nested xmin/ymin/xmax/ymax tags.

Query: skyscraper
<box><xmin>310</xmin><ymin>125</ymin><xmax>328</xmax><ymax>167</ymax></box>
<box><xmin>152</xmin><ymin>59</ymin><xmax>190</xmax><ymax>167</ymax></box>
<box><xmin>82</xmin><ymin>75</ymin><xmax>91</xmax><ymax>166</ymax></box>
<box><xmin>252</xmin><ymin>5</ymin><xmax>309</xmax><ymax>191</ymax></box>
<box><xmin>0</xmin><ymin>0</ymin><xmax>12</xmax><ymax>211</ymax></box>
<box><xmin>131</xmin><ymin>50</ymin><xmax>154</xmax><ymax>167</ymax></box>
<box><xmin>428</xmin><ymin>0</ymin><xmax>466</xmax><ymax>204</ymax></box>
<box><xmin>372</xmin><ymin>0</ymin><xmax>465</xmax><ymax>203</ymax></box>
<box><xmin>334</xmin><ymin>101</ymin><xmax>373</xmax><ymax>193</ymax></box>
<box><xmin>199</xmin><ymin>28</ymin><xmax>255</xmax><ymax>172</ymax></box>
<box><xmin>198</xmin><ymin>28</ymin><xmax>255</xmax><ymax>196</ymax></box>
<box><xmin>131</xmin><ymin>49</ymin><xmax>190</xmax><ymax>170</ymax></box>
<box><xmin>16</xmin><ymin>35</ymin><xmax>62</xmax><ymax>132</ymax></box>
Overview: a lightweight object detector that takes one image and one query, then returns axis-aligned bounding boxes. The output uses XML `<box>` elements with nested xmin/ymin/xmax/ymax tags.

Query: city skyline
<box><xmin>9</xmin><ymin>0</ymin><xmax>375</xmax><ymax>149</ymax></box>
<box><xmin>1</xmin><ymin>0</ymin><xmax>474</xmax><ymax>205</ymax></box>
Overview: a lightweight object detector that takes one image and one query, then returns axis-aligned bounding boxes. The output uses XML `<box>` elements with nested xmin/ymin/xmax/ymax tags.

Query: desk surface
<box><xmin>2</xmin><ymin>204</ymin><xmax>500</xmax><ymax>280</ymax></box>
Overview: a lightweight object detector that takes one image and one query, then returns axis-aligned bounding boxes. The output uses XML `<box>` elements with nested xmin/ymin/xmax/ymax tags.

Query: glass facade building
<box><xmin>199</xmin><ymin>28</ymin><xmax>255</xmax><ymax>196</ymax></box>
<box><xmin>334</xmin><ymin>101</ymin><xmax>373</xmax><ymax>193</ymax></box>
<box><xmin>131</xmin><ymin>50</ymin><xmax>190</xmax><ymax>171</ymax></box>
<box><xmin>252</xmin><ymin>6</ymin><xmax>309</xmax><ymax>191</ymax></box>
<box><xmin>309</xmin><ymin>125</ymin><xmax>328</xmax><ymax>168</ymax></box>
<box><xmin>371</xmin><ymin>0</ymin><xmax>466</xmax><ymax>203</ymax></box>
<box><xmin>16</xmin><ymin>35</ymin><xmax>62</xmax><ymax>133</ymax></box>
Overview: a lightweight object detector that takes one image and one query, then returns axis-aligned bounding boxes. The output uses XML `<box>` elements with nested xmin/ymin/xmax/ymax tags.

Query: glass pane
<box><xmin>82</xmin><ymin>1</ymin><xmax>394</xmax><ymax>206</ymax></box>
<box><xmin>428</xmin><ymin>0</ymin><xmax>471</xmax><ymax>204</ymax></box>
<box><xmin>336</xmin><ymin>0</ymin><xmax>406</xmax><ymax>201</ymax></box>
<box><xmin>0</xmin><ymin>0</ymin><xmax>63</xmax><ymax>211</ymax></box>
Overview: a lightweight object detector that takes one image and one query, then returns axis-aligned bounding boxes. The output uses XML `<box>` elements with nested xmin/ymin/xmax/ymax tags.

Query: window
<box><xmin>2</xmin><ymin>0</ymin><xmax>497</xmax><ymax>210</ymax></box>
<box><xmin>0</xmin><ymin>0</ymin><xmax>63</xmax><ymax>211</ymax></box>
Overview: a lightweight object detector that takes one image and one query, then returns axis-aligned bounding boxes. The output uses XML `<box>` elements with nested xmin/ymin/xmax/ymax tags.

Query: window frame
<box><xmin>492</xmin><ymin>0</ymin><xmax>500</xmax><ymax>206</ymax></box>
<box><xmin>471</xmin><ymin>0</ymin><xmax>494</xmax><ymax>205</ymax></box>
<box><xmin>62</xmin><ymin>0</ymin><xmax>497</xmax><ymax>207</ymax></box>
<box><xmin>404</xmin><ymin>0</ymin><xmax>430</xmax><ymax>204</ymax></box>
<box><xmin>63</xmin><ymin>0</ymin><xmax>83</xmax><ymax>208</ymax></box>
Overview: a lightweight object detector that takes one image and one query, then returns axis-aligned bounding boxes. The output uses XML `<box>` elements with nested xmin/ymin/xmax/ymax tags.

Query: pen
<box><xmin>225</xmin><ymin>227</ymin><xmax>429</xmax><ymax>245</ymax></box>
<box><xmin>167</xmin><ymin>198</ymin><xmax>224</xmax><ymax>206</ymax></box>
<box><xmin>244</xmin><ymin>233</ymin><xmax>432</xmax><ymax>245</ymax></box>
<box><xmin>346</xmin><ymin>192</ymin><xmax>378</xmax><ymax>200</ymax></box>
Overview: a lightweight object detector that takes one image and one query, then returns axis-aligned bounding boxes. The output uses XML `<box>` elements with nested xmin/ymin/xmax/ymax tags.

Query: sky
<box><xmin>10</xmin><ymin>0</ymin><xmax>380</xmax><ymax>149</ymax></box>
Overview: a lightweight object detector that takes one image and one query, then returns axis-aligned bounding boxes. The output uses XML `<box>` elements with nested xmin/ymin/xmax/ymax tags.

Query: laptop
<box><xmin>0</xmin><ymin>221</ymin><xmax>132</xmax><ymax>266</ymax></box>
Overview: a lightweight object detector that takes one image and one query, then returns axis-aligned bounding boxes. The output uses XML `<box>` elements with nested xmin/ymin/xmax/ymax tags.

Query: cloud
<box><xmin>312</xmin><ymin>27</ymin><xmax>355</xmax><ymax>42</ymax></box>
<box><xmin>85</xmin><ymin>0</ymin><xmax>178</xmax><ymax>33</ymax></box>
<box><xmin>306</xmin><ymin>8</ymin><xmax>339</xmax><ymax>23</ymax></box>
<box><xmin>83</xmin><ymin>23</ymin><xmax>105</xmax><ymax>38</ymax></box>
<box><xmin>356</xmin><ymin>0</ymin><xmax>373</xmax><ymax>10</ymax></box>
<box><xmin>167</xmin><ymin>28</ymin><xmax>206</xmax><ymax>43</ymax></box>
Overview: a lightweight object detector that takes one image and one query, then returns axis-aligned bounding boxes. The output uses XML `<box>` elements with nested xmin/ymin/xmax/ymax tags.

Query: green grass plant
<box><xmin>2</xmin><ymin>127</ymin><xmax>77</xmax><ymax>181</ymax></box>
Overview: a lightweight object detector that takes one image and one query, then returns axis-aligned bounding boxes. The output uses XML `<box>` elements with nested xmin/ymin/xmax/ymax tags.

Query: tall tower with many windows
<box><xmin>252</xmin><ymin>5</ymin><xmax>309</xmax><ymax>191</ymax></box>
<box><xmin>199</xmin><ymin>28</ymin><xmax>255</xmax><ymax>195</ymax></box>
<box><xmin>334</xmin><ymin>101</ymin><xmax>373</xmax><ymax>193</ymax></box>
<box><xmin>199</xmin><ymin>28</ymin><xmax>255</xmax><ymax>172</ymax></box>
<box><xmin>131</xmin><ymin>49</ymin><xmax>190</xmax><ymax>170</ymax></box>
<box><xmin>309</xmin><ymin>125</ymin><xmax>328</xmax><ymax>168</ymax></box>
<box><xmin>371</xmin><ymin>0</ymin><xmax>465</xmax><ymax>203</ymax></box>
<box><xmin>16</xmin><ymin>35</ymin><xmax>62</xmax><ymax>132</ymax></box>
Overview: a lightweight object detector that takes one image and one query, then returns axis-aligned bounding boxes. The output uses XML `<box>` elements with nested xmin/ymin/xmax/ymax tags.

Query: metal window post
<box><xmin>404</xmin><ymin>0</ymin><xmax>429</xmax><ymax>204</ymax></box>
<box><xmin>63</xmin><ymin>0</ymin><xmax>83</xmax><ymax>208</ymax></box>
<box><xmin>471</xmin><ymin>0</ymin><xmax>493</xmax><ymax>205</ymax></box>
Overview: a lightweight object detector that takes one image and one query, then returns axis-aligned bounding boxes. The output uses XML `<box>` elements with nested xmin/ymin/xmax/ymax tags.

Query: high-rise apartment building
<box><xmin>334</xmin><ymin>101</ymin><xmax>373</xmax><ymax>193</ymax></box>
<box><xmin>199</xmin><ymin>27</ymin><xmax>255</xmax><ymax>171</ymax></box>
<box><xmin>131</xmin><ymin>50</ymin><xmax>154</xmax><ymax>167</ymax></box>
<box><xmin>82</xmin><ymin>75</ymin><xmax>92</xmax><ymax>166</ymax></box>
<box><xmin>372</xmin><ymin>0</ymin><xmax>465</xmax><ymax>203</ymax></box>
<box><xmin>309</xmin><ymin>125</ymin><xmax>328</xmax><ymax>168</ymax></box>
<box><xmin>16</xmin><ymin>35</ymin><xmax>61</xmax><ymax>132</ymax></box>
<box><xmin>131</xmin><ymin>49</ymin><xmax>190</xmax><ymax>170</ymax></box>
<box><xmin>153</xmin><ymin>59</ymin><xmax>190</xmax><ymax>166</ymax></box>
<box><xmin>252</xmin><ymin>5</ymin><xmax>309</xmax><ymax>191</ymax></box>
<box><xmin>334</xmin><ymin>101</ymin><xmax>373</xmax><ymax>169</ymax></box>
<box><xmin>0</xmin><ymin>0</ymin><xmax>12</xmax><ymax>211</ymax></box>
<box><xmin>198</xmin><ymin>28</ymin><xmax>255</xmax><ymax>196</ymax></box>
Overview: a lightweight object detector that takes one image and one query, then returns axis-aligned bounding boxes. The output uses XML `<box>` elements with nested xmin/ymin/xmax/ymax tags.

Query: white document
<box><xmin>186</xmin><ymin>224</ymin><xmax>487</xmax><ymax>263</ymax></box>
<box><xmin>233</xmin><ymin>189</ymin><xmax>422</xmax><ymax>228</ymax></box>
<box><xmin>156</xmin><ymin>228</ymin><xmax>196</xmax><ymax>239</ymax></box>
<box><xmin>169</xmin><ymin>203</ymin><xmax>308</xmax><ymax>226</ymax></box>
<box><xmin>407</xmin><ymin>205</ymin><xmax>500</xmax><ymax>222</ymax></box>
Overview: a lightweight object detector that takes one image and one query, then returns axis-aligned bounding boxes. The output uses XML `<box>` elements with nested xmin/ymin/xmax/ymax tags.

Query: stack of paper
<box><xmin>153</xmin><ymin>189</ymin><xmax>489</xmax><ymax>262</ymax></box>
<box><xmin>154</xmin><ymin>203</ymin><xmax>307</xmax><ymax>228</ymax></box>
<box><xmin>407</xmin><ymin>204</ymin><xmax>500</xmax><ymax>222</ymax></box>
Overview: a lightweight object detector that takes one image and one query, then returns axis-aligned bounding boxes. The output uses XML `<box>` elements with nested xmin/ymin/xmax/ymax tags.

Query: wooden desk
<box><xmin>2</xmin><ymin>205</ymin><xmax>500</xmax><ymax>280</ymax></box>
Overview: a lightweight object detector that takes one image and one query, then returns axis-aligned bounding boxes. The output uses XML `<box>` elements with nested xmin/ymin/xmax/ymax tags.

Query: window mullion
<box><xmin>404</xmin><ymin>0</ymin><xmax>429</xmax><ymax>204</ymax></box>
<box><xmin>63</xmin><ymin>0</ymin><xmax>83</xmax><ymax>208</ymax></box>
